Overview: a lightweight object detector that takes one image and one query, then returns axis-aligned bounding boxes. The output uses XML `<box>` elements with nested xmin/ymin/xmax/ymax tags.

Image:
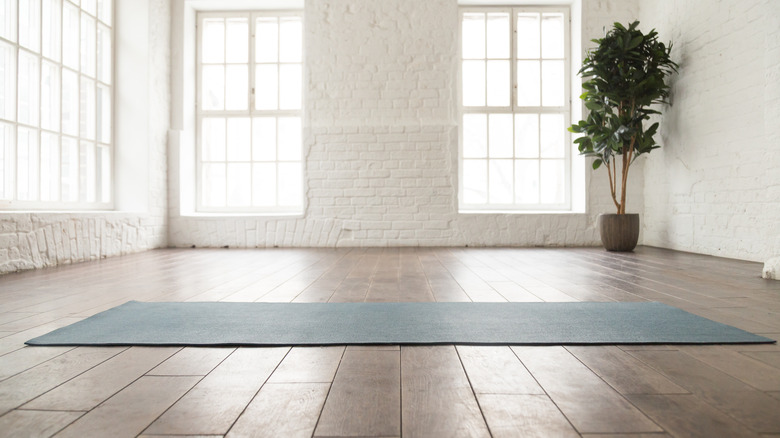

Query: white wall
<box><xmin>639</xmin><ymin>0</ymin><xmax>780</xmax><ymax>262</ymax></box>
<box><xmin>168</xmin><ymin>0</ymin><xmax>640</xmax><ymax>248</ymax></box>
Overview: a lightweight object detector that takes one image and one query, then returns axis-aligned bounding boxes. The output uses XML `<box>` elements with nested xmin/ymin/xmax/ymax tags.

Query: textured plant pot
<box><xmin>598</xmin><ymin>213</ymin><xmax>640</xmax><ymax>252</ymax></box>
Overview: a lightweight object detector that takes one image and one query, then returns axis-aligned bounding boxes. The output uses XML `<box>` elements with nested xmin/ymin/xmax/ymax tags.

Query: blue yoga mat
<box><xmin>26</xmin><ymin>301</ymin><xmax>775</xmax><ymax>346</ymax></box>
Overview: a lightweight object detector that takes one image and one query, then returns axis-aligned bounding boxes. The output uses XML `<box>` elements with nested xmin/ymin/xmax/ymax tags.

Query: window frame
<box><xmin>458</xmin><ymin>6</ymin><xmax>572</xmax><ymax>213</ymax></box>
<box><xmin>195</xmin><ymin>10</ymin><xmax>304</xmax><ymax>215</ymax></box>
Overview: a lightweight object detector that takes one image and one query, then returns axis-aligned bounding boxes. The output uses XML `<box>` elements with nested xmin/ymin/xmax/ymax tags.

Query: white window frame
<box><xmin>0</xmin><ymin>0</ymin><xmax>114</xmax><ymax>211</ymax></box>
<box><xmin>458</xmin><ymin>6</ymin><xmax>571</xmax><ymax>212</ymax></box>
<box><xmin>195</xmin><ymin>10</ymin><xmax>304</xmax><ymax>214</ymax></box>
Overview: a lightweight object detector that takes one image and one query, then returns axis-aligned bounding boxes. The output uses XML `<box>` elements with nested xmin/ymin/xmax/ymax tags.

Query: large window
<box><xmin>197</xmin><ymin>11</ymin><xmax>303</xmax><ymax>213</ymax></box>
<box><xmin>459</xmin><ymin>7</ymin><xmax>570</xmax><ymax>211</ymax></box>
<box><xmin>0</xmin><ymin>0</ymin><xmax>113</xmax><ymax>209</ymax></box>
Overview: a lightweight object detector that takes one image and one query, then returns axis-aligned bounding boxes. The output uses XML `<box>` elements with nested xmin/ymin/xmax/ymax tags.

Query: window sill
<box><xmin>178</xmin><ymin>211</ymin><xmax>304</xmax><ymax>219</ymax></box>
<box><xmin>459</xmin><ymin>210</ymin><xmax>586</xmax><ymax>215</ymax></box>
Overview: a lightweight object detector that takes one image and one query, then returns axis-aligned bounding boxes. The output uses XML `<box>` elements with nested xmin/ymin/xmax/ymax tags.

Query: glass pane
<box><xmin>489</xmin><ymin>160</ymin><xmax>512</xmax><ymax>204</ymax></box>
<box><xmin>61</xmin><ymin>136</ymin><xmax>78</xmax><ymax>201</ymax></box>
<box><xmin>79</xmin><ymin>141</ymin><xmax>95</xmax><ymax>202</ymax></box>
<box><xmin>97</xmin><ymin>84</ymin><xmax>110</xmax><ymax>143</ymax></box>
<box><xmin>42</xmin><ymin>0</ymin><xmax>62</xmax><ymax>61</ymax></box>
<box><xmin>279</xmin><ymin>64</ymin><xmax>301</xmax><ymax>110</ymax></box>
<box><xmin>97</xmin><ymin>0</ymin><xmax>111</xmax><ymax>24</ymax></box>
<box><xmin>225</xmin><ymin>64</ymin><xmax>248</xmax><ymax>110</ymax></box>
<box><xmin>488</xmin><ymin>114</ymin><xmax>512</xmax><ymax>158</ymax></box>
<box><xmin>225</xmin><ymin>18</ymin><xmax>248</xmax><ymax>63</ymax></box>
<box><xmin>515</xmin><ymin>114</ymin><xmax>538</xmax><ymax>158</ymax></box>
<box><xmin>486</xmin><ymin>60</ymin><xmax>509</xmax><ymax>107</ymax></box>
<box><xmin>226</xmin><ymin>117</ymin><xmax>250</xmax><ymax>161</ymax></box>
<box><xmin>18</xmin><ymin>51</ymin><xmax>39</xmax><ymax>127</ymax></box>
<box><xmin>97</xmin><ymin>24</ymin><xmax>111</xmax><ymax>83</ymax></box>
<box><xmin>41</xmin><ymin>61</ymin><xmax>60</xmax><ymax>131</ymax></box>
<box><xmin>540</xmin><ymin>159</ymin><xmax>565</xmax><ymax>204</ymax></box>
<box><xmin>515</xmin><ymin>160</ymin><xmax>539</xmax><ymax>204</ymax></box>
<box><xmin>202</xmin><ymin>65</ymin><xmax>225</xmax><ymax>110</ymax></box>
<box><xmin>462</xmin><ymin>60</ymin><xmax>485</xmax><ymax>106</ymax></box>
<box><xmin>461</xmin><ymin>13</ymin><xmax>485</xmax><ymax>59</ymax></box>
<box><xmin>202</xmin><ymin>163</ymin><xmax>225</xmax><ymax>207</ymax></box>
<box><xmin>486</xmin><ymin>13</ymin><xmax>509</xmax><ymax>59</ymax></box>
<box><xmin>542</xmin><ymin>13</ymin><xmax>564</xmax><ymax>58</ymax></box>
<box><xmin>0</xmin><ymin>0</ymin><xmax>16</xmax><ymax>42</ymax></box>
<box><xmin>541</xmin><ymin>60</ymin><xmax>564</xmax><ymax>106</ymax></box>
<box><xmin>278</xmin><ymin>117</ymin><xmax>301</xmax><ymax>161</ymax></box>
<box><xmin>255</xmin><ymin>17</ymin><xmax>278</xmax><ymax>63</ymax></box>
<box><xmin>62</xmin><ymin>69</ymin><xmax>79</xmax><ymax>135</ymax></box>
<box><xmin>202</xmin><ymin>18</ymin><xmax>224</xmax><ymax>63</ymax></box>
<box><xmin>0</xmin><ymin>122</ymin><xmax>11</xmax><ymax>199</ymax></box>
<box><xmin>255</xmin><ymin>64</ymin><xmax>278</xmax><ymax>110</ymax></box>
<box><xmin>81</xmin><ymin>13</ymin><xmax>96</xmax><ymax>77</ymax></box>
<box><xmin>40</xmin><ymin>132</ymin><xmax>59</xmax><ymax>201</ymax></box>
<box><xmin>19</xmin><ymin>0</ymin><xmax>41</xmax><ymax>51</ymax></box>
<box><xmin>462</xmin><ymin>113</ymin><xmax>486</xmax><ymax>158</ymax></box>
<box><xmin>279</xmin><ymin>16</ymin><xmax>302</xmax><ymax>63</ymax></box>
<box><xmin>463</xmin><ymin>159</ymin><xmax>487</xmax><ymax>204</ymax></box>
<box><xmin>516</xmin><ymin>60</ymin><xmax>540</xmax><ymax>106</ymax></box>
<box><xmin>516</xmin><ymin>13</ymin><xmax>540</xmax><ymax>59</ymax></box>
<box><xmin>0</xmin><ymin>41</ymin><xmax>15</xmax><ymax>121</ymax></box>
<box><xmin>252</xmin><ymin>163</ymin><xmax>275</xmax><ymax>206</ymax></box>
<box><xmin>278</xmin><ymin>162</ymin><xmax>302</xmax><ymax>207</ymax></box>
<box><xmin>540</xmin><ymin>113</ymin><xmax>565</xmax><ymax>158</ymax></box>
<box><xmin>201</xmin><ymin>117</ymin><xmax>225</xmax><ymax>161</ymax></box>
<box><xmin>81</xmin><ymin>0</ymin><xmax>95</xmax><ymax>15</ymax></box>
<box><xmin>17</xmin><ymin>127</ymin><xmax>39</xmax><ymax>201</ymax></box>
<box><xmin>63</xmin><ymin>3</ymin><xmax>79</xmax><ymax>69</ymax></box>
<box><xmin>226</xmin><ymin>163</ymin><xmax>250</xmax><ymax>207</ymax></box>
<box><xmin>97</xmin><ymin>144</ymin><xmax>110</xmax><ymax>202</ymax></box>
<box><xmin>252</xmin><ymin>117</ymin><xmax>276</xmax><ymax>161</ymax></box>
<box><xmin>80</xmin><ymin>77</ymin><xmax>95</xmax><ymax>139</ymax></box>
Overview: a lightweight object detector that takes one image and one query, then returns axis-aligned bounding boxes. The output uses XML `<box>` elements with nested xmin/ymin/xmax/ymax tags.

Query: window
<box><xmin>0</xmin><ymin>0</ymin><xmax>113</xmax><ymax>209</ymax></box>
<box><xmin>459</xmin><ymin>7</ymin><xmax>570</xmax><ymax>211</ymax></box>
<box><xmin>197</xmin><ymin>11</ymin><xmax>303</xmax><ymax>213</ymax></box>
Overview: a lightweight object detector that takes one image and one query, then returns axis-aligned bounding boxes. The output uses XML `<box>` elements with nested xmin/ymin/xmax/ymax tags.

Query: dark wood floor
<box><xmin>1</xmin><ymin>246</ymin><xmax>779</xmax><ymax>437</ymax></box>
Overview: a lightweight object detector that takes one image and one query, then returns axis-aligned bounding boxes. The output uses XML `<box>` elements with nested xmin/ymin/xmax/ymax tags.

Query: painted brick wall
<box><xmin>639</xmin><ymin>0</ymin><xmax>780</xmax><ymax>262</ymax></box>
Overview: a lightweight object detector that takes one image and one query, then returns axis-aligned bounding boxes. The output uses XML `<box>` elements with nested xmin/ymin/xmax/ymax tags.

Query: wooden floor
<box><xmin>1</xmin><ymin>247</ymin><xmax>779</xmax><ymax>438</ymax></box>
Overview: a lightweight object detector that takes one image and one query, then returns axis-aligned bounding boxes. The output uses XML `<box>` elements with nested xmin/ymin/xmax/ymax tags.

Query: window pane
<box><xmin>227</xmin><ymin>163</ymin><xmax>250</xmax><ymax>207</ymax></box>
<box><xmin>486</xmin><ymin>13</ymin><xmax>509</xmax><ymax>59</ymax></box>
<box><xmin>97</xmin><ymin>84</ymin><xmax>110</xmax><ymax>143</ymax></box>
<box><xmin>540</xmin><ymin>160</ymin><xmax>565</xmax><ymax>204</ymax></box>
<box><xmin>516</xmin><ymin>13</ymin><xmax>540</xmax><ymax>59</ymax></box>
<box><xmin>515</xmin><ymin>114</ymin><xmax>538</xmax><ymax>158</ymax></box>
<box><xmin>255</xmin><ymin>64</ymin><xmax>278</xmax><ymax>110</ymax></box>
<box><xmin>42</xmin><ymin>0</ymin><xmax>62</xmax><ymax>62</ymax></box>
<box><xmin>17</xmin><ymin>127</ymin><xmax>39</xmax><ymax>200</ymax></box>
<box><xmin>202</xmin><ymin>18</ymin><xmax>224</xmax><ymax>63</ymax></box>
<box><xmin>279</xmin><ymin>17</ymin><xmax>302</xmax><ymax>63</ymax></box>
<box><xmin>540</xmin><ymin>113</ymin><xmax>565</xmax><ymax>158</ymax></box>
<box><xmin>0</xmin><ymin>122</ymin><xmax>11</xmax><ymax>199</ymax></box>
<box><xmin>516</xmin><ymin>60</ymin><xmax>540</xmax><ymax>106</ymax></box>
<box><xmin>81</xmin><ymin>13</ymin><xmax>96</xmax><ymax>77</ymax></box>
<box><xmin>461</xmin><ymin>13</ymin><xmax>484</xmax><ymax>59</ymax></box>
<box><xmin>252</xmin><ymin>163</ymin><xmax>276</xmax><ymax>206</ymax></box>
<box><xmin>97</xmin><ymin>24</ymin><xmax>111</xmax><ymax>83</ymax></box>
<box><xmin>488</xmin><ymin>114</ymin><xmax>512</xmax><ymax>158</ymax></box>
<box><xmin>62</xmin><ymin>69</ymin><xmax>79</xmax><ymax>135</ymax></box>
<box><xmin>0</xmin><ymin>41</ymin><xmax>15</xmax><ymax>121</ymax></box>
<box><xmin>277</xmin><ymin>117</ymin><xmax>301</xmax><ymax>161</ymax></box>
<box><xmin>252</xmin><ymin>117</ymin><xmax>276</xmax><ymax>161</ymax></box>
<box><xmin>489</xmin><ymin>160</ymin><xmax>512</xmax><ymax>204</ymax></box>
<box><xmin>81</xmin><ymin>0</ymin><xmax>95</xmax><ymax>15</ymax></box>
<box><xmin>279</xmin><ymin>64</ymin><xmax>301</xmax><ymax>110</ymax></box>
<box><xmin>18</xmin><ymin>51</ymin><xmax>40</xmax><ymax>127</ymax></box>
<box><xmin>80</xmin><ymin>77</ymin><xmax>95</xmax><ymax>139</ymax></box>
<box><xmin>542</xmin><ymin>13</ymin><xmax>564</xmax><ymax>59</ymax></box>
<box><xmin>463</xmin><ymin>113</ymin><xmax>486</xmax><ymax>158</ymax></box>
<box><xmin>202</xmin><ymin>65</ymin><xmax>225</xmax><ymax>110</ymax></box>
<box><xmin>278</xmin><ymin>162</ymin><xmax>301</xmax><ymax>207</ymax></box>
<box><xmin>97</xmin><ymin>144</ymin><xmax>110</xmax><ymax>202</ymax></box>
<box><xmin>225</xmin><ymin>18</ymin><xmax>248</xmax><ymax>63</ymax></box>
<box><xmin>79</xmin><ymin>141</ymin><xmax>95</xmax><ymax>202</ymax></box>
<box><xmin>486</xmin><ymin>60</ymin><xmax>509</xmax><ymax>107</ymax></box>
<box><xmin>63</xmin><ymin>3</ymin><xmax>79</xmax><ymax>70</ymax></box>
<box><xmin>97</xmin><ymin>0</ymin><xmax>111</xmax><ymax>24</ymax></box>
<box><xmin>462</xmin><ymin>60</ymin><xmax>485</xmax><ymax>106</ymax></box>
<box><xmin>202</xmin><ymin>163</ymin><xmax>225</xmax><ymax>207</ymax></box>
<box><xmin>0</xmin><ymin>0</ymin><xmax>16</xmax><ymax>42</ymax></box>
<box><xmin>19</xmin><ymin>0</ymin><xmax>41</xmax><ymax>51</ymax></box>
<box><xmin>541</xmin><ymin>60</ymin><xmax>564</xmax><ymax>106</ymax></box>
<box><xmin>463</xmin><ymin>159</ymin><xmax>487</xmax><ymax>204</ymax></box>
<box><xmin>41</xmin><ymin>61</ymin><xmax>60</xmax><ymax>131</ymax></box>
<box><xmin>201</xmin><ymin>117</ymin><xmax>225</xmax><ymax>161</ymax></box>
<box><xmin>226</xmin><ymin>117</ymin><xmax>250</xmax><ymax>161</ymax></box>
<box><xmin>514</xmin><ymin>160</ymin><xmax>539</xmax><ymax>204</ymax></box>
<box><xmin>225</xmin><ymin>64</ymin><xmax>248</xmax><ymax>110</ymax></box>
<box><xmin>40</xmin><ymin>132</ymin><xmax>59</xmax><ymax>201</ymax></box>
<box><xmin>255</xmin><ymin>17</ymin><xmax>278</xmax><ymax>63</ymax></box>
<box><xmin>61</xmin><ymin>136</ymin><xmax>78</xmax><ymax>201</ymax></box>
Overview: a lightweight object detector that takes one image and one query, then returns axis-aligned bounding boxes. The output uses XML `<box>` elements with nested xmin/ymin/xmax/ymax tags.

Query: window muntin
<box><xmin>0</xmin><ymin>0</ymin><xmax>112</xmax><ymax>209</ymax></box>
<box><xmin>460</xmin><ymin>7</ymin><xmax>570</xmax><ymax>212</ymax></box>
<box><xmin>197</xmin><ymin>11</ymin><xmax>303</xmax><ymax>213</ymax></box>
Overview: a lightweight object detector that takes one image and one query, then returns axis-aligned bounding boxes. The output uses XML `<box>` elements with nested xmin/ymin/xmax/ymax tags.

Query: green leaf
<box><xmin>592</xmin><ymin>159</ymin><xmax>603</xmax><ymax>170</ymax></box>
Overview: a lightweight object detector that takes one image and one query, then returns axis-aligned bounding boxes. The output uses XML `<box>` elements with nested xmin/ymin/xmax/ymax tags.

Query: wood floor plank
<box><xmin>0</xmin><ymin>346</ymin><xmax>73</xmax><ymax>381</ymax></box>
<box><xmin>267</xmin><ymin>346</ymin><xmax>345</xmax><ymax>383</ymax></box>
<box><xmin>0</xmin><ymin>409</ymin><xmax>83</xmax><ymax>438</ymax></box>
<box><xmin>457</xmin><ymin>346</ymin><xmax>543</xmax><ymax>395</ymax></box>
<box><xmin>478</xmin><ymin>394</ymin><xmax>579</xmax><ymax>438</ymax></box>
<box><xmin>147</xmin><ymin>347</ymin><xmax>234</xmax><ymax>376</ymax></box>
<box><xmin>741</xmin><ymin>351</ymin><xmax>780</xmax><ymax>370</ymax></box>
<box><xmin>401</xmin><ymin>346</ymin><xmax>490</xmax><ymax>437</ymax></box>
<box><xmin>314</xmin><ymin>349</ymin><xmax>400</xmax><ymax>437</ymax></box>
<box><xmin>680</xmin><ymin>346</ymin><xmax>780</xmax><ymax>391</ymax></box>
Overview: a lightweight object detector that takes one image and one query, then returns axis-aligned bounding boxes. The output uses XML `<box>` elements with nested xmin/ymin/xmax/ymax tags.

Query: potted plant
<box><xmin>570</xmin><ymin>21</ymin><xmax>677</xmax><ymax>251</ymax></box>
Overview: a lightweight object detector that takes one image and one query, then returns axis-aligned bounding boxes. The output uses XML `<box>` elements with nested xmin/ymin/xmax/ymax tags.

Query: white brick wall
<box><xmin>639</xmin><ymin>0</ymin><xmax>780</xmax><ymax>262</ymax></box>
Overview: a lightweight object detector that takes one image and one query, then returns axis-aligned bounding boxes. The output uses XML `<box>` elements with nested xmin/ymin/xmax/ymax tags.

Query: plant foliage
<box><xmin>569</xmin><ymin>21</ymin><xmax>677</xmax><ymax>214</ymax></box>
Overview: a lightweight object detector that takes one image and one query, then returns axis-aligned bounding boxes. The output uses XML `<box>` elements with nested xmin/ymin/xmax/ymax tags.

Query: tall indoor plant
<box><xmin>570</xmin><ymin>21</ymin><xmax>677</xmax><ymax>251</ymax></box>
